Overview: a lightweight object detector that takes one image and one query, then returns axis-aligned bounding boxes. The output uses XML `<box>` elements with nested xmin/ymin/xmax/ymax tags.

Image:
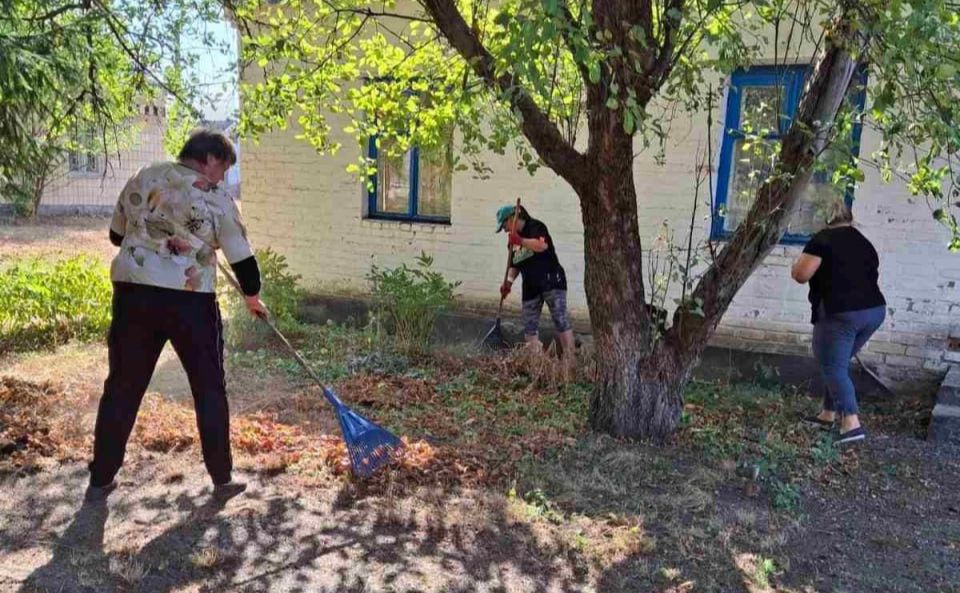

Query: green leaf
<box><xmin>588</xmin><ymin>62</ymin><xmax>601</xmax><ymax>84</ymax></box>
<box><xmin>936</xmin><ymin>63</ymin><xmax>957</xmax><ymax>80</ymax></box>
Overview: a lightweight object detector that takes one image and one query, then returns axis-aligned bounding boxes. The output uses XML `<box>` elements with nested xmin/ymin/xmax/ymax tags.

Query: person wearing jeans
<box><xmin>86</xmin><ymin>130</ymin><xmax>266</xmax><ymax>502</ymax></box>
<box><xmin>791</xmin><ymin>201</ymin><xmax>886</xmax><ymax>444</ymax></box>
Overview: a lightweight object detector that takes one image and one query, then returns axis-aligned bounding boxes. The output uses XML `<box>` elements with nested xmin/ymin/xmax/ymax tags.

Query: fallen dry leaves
<box><xmin>0</xmin><ymin>377</ymin><xmax>88</xmax><ymax>470</ymax></box>
<box><xmin>1</xmin><ymin>342</ymin><xmax>586</xmax><ymax>489</ymax></box>
<box><xmin>0</xmin><ymin>374</ymin><xmax>485</xmax><ymax>487</ymax></box>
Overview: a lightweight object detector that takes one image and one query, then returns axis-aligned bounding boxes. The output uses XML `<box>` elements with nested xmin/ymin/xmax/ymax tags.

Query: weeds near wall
<box><xmin>221</xmin><ymin>247</ymin><xmax>303</xmax><ymax>349</ymax></box>
<box><xmin>368</xmin><ymin>252</ymin><xmax>460</xmax><ymax>354</ymax></box>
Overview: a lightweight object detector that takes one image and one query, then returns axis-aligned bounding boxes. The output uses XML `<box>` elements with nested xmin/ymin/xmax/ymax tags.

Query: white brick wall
<box><xmin>240</xmin><ymin>78</ymin><xmax>960</xmax><ymax>386</ymax></box>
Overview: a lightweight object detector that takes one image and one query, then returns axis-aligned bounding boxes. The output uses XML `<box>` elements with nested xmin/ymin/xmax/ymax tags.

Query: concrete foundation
<box><xmin>929</xmin><ymin>366</ymin><xmax>960</xmax><ymax>445</ymax></box>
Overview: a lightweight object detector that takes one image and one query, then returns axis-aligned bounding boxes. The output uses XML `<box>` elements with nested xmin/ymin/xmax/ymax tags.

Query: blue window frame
<box><xmin>712</xmin><ymin>65</ymin><xmax>866</xmax><ymax>244</ymax></box>
<box><xmin>366</xmin><ymin>136</ymin><xmax>452</xmax><ymax>224</ymax></box>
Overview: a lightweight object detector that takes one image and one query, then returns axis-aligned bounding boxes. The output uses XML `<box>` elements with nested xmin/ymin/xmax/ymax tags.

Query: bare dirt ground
<box><xmin>1</xmin><ymin>461</ymin><xmax>587</xmax><ymax>593</ymax></box>
<box><xmin>0</xmin><ymin>217</ymin><xmax>116</xmax><ymax>265</ymax></box>
<box><xmin>1</xmin><ymin>366</ymin><xmax>957</xmax><ymax>593</ymax></box>
<box><xmin>1</xmin><ymin>218</ymin><xmax>959</xmax><ymax>592</ymax></box>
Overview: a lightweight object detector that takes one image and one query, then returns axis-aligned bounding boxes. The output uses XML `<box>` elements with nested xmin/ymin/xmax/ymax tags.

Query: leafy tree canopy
<box><xmin>233</xmin><ymin>0</ymin><xmax>960</xmax><ymax>246</ymax></box>
<box><xmin>0</xmin><ymin>0</ymin><xmax>233</xmax><ymax>214</ymax></box>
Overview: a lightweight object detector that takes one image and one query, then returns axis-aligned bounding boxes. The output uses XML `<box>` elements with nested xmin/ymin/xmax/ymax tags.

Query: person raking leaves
<box><xmin>496</xmin><ymin>202</ymin><xmax>576</xmax><ymax>372</ymax></box>
<box><xmin>84</xmin><ymin>129</ymin><xmax>266</xmax><ymax>503</ymax></box>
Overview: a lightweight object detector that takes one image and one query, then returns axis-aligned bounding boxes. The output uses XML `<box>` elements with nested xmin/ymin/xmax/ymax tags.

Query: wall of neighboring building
<box><xmin>41</xmin><ymin>102</ymin><xmax>168</xmax><ymax>212</ymax></box>
<box><xmin>239</xmin><ymin>71</ymin><xmax>959</xmax><ymax>392</ymax></box>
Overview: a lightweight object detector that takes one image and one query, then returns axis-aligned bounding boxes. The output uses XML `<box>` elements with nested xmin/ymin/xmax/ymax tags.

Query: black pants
<box><xmin>89</xmin><ymin>282</ymin><xmax>232</xmax><ymax>486</ymax></box>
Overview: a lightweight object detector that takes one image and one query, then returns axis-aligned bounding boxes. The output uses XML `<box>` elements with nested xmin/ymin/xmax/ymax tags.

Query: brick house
<box><xmin>238</xmin><ymin>44</ymin><xmax>960</xmax><ymax>392</ymax></box>
<box><xmin>39</xmin><ymin>98</ymin><xmax>169</xmax><ymax>214</ymax></box>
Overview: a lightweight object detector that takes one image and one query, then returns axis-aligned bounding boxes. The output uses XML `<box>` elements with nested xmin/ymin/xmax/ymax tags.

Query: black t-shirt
<box><xmin>802</xmin><ymin>226</ymin><xmax>885</xmax><ymax>324</ymax></box>
<box><xmin>512</xmin><ymin>218</ymin><xmax>567</xmax><ymax>301</ymax></box>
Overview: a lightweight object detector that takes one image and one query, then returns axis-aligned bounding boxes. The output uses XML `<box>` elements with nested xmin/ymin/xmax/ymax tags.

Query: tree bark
<box><xmin>578</xmin><ymin>153</ymin><xmax>688</xmax><ymax>440</ymax></box>
<box><xmin>578</xmin><ymin>95</ymin><xmax>687</xmax><ymax>438</ymax></box>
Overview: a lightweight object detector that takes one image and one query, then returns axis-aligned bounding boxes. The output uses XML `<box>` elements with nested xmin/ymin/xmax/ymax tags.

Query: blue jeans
<box><xmin>812</xmin><ymin>305</ymin><xmax>886</xmax><ymax>415</ymax></box>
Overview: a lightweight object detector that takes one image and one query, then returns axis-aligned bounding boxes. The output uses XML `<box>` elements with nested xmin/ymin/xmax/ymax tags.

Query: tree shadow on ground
<box><xmin>518</xmin><ymin>434</ymin><xmax>770</xmax><ymax>592</ymax></box>
<box><xmin>521</xmin><ymin>433</ymin><xmax>960</xmax><ymax>593</ymax></box>
<box><xmin>1</xmin><ymin>459</ymin><xmax>590</xmax><ymax>592</ymax></box>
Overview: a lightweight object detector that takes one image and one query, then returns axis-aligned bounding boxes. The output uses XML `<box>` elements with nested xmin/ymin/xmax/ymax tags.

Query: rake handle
<box><xmin>854</xmin><ymin>353</ymin><xmax>894</xmax><ymax>395</ymax></box>
<box><xmin>217</xmin><ymin>262</ymin><xmax>338</xmax><ymax>408</ymax></box>
<box><xmin>497</xmin><ymin>197</ymin><xmax>522</xmax><ymax>319</ymax></box>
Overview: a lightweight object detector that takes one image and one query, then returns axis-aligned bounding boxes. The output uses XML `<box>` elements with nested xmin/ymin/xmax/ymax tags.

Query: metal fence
<box><xmin>38</xmin><ymin>112</ymin><xmax>170</xmax><ymax>215</ymax></box>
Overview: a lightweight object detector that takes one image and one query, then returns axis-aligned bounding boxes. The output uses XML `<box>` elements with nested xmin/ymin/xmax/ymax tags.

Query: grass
<box><xmin>109</xmin><ymin>554</ymin><xmax>149</xmax><ymax>585</ymax></box>
<box><xmin>0</xmin><ymin>255</ymin><xmax>112</xmax><ymax>352</ymax></box>
<box><xmin>679</xmin><ymin>379</ymin><xmax>852</xmax><ymax>515</ymax></box>
<box><xmin>0</xmin><ymin>333</ymin><xmax>947</xmax><ymax>592</ymax></box>
<box><xmin>0</xmin><ymin>249</ymin><xmax>839</xmax><ymax>509</ymax></box>
<box><xmin>215</xmin><ymin>318</ymin><xmax>864</xmax><ymax>517</ymax></box>
<box><xmin>190</xmin><ymin>547</ymin><xmax>224</xmax><ymax>569</ymax></box>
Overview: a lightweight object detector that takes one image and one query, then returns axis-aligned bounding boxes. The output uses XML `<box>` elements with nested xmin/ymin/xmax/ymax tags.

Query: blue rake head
<box><xmin>322</xmin><ymin>387</ymin><xmax>404</xmax><ymax>479</ymax></box>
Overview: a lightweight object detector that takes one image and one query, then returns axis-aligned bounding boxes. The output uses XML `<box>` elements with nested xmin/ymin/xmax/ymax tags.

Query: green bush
<box><xmin>1</xmin><ymin>182</ymin><xmax>35</xmax><ymax>218</ymax></box>
<box><xmin>0</xmin><ymin>256</ymin><xmax>112</xmax><ymax>352</ymax></box>
<box><xmin>368</xmin><ymin>252</ymin><xmax>460</xmax><ymax>353</ymax></box>
<box><xmin>221</xmin><ymin>247</ymin><xmax>303</xmax><ymax>349</ymax></box>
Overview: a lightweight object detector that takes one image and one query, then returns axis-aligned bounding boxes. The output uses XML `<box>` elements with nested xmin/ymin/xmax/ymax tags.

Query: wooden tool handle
<box><xmin>217</xmin><ymin>262</ymin><xmax>328</xmax><ymax>393</ymax></box>
<box><xmin>497</xmin><ymin>197</ymin><xmax>522</xmax><ymax>314</ymax></box>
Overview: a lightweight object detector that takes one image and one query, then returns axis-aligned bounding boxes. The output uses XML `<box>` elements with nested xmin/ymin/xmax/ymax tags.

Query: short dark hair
<box><xmin>177</xmin><ymin>129</ymin><xmax>237</xmax><ymax>166</ymax></box>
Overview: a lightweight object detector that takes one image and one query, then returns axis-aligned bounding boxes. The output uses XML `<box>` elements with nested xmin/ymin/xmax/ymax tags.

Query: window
<box><xmin>713</xmin><ymin>65</ymin><xmax>866</xmax><ymax>243</ymax></box>
<box><xmin>68</xmin><ymin>132</ymin><xmax>100</xmax><ymax>175</ymax></box>
<box><xmin>366</xmin><ymin>132</ymin><xmax>453</xmax><ymax>223</ymax></box>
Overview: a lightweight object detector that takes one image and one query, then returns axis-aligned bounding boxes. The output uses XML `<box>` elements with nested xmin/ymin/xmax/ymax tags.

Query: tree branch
<box><xmin>555</xmin><ymin>0</ymin><xmax>593</xmax><ymax>89</ymax></box>
<box><xmin>648</xmin><ymin>0</ymin><xmax>684</xmax><ymax>85</ymax></box>
<box><xmin>668</xmin><ymin>5</ymin><xmax>872</xmax><ymax>354</ymax></box>
<box><xmin>320</xmin><ymin>1</ymin><xmax>433</xmax><ymax>23</ymax></box>
<box><xmin>16</xmin><ymin>2</ymin><xmax>86</xmax><ymax>22</ymax></box>
<box><xmin>90</xmin><ymin>0</ymin><xmax>187</xmax><ymax>104</ymax></box>
<box><xmin>420</xmin><ymin>0</ymin><xmax>591</xmax><ymax>188</ymax></box>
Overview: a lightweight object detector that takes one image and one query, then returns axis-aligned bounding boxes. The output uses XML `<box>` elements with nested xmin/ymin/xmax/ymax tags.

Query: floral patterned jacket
<box><xmin>109</xmin><ymin>162</ymin><xmax>253</xmax><ymax>293</ymax></box>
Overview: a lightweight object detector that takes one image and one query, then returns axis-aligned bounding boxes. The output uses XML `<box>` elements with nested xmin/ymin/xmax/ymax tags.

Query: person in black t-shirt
<box><xmin>791</xmin><ymin>202</ymin><xmax>886</xmax><ymax>445</ymax></box>
<box><xmin>495</xmin><ymin>203</ymin><xmax>575</xmax><ymax>366</ymax></box>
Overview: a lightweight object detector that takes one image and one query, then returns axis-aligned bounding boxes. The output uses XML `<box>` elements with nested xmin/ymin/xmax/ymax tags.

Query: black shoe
<box><xmin>213</xmin><ymin>480</ymin><xmax>247</xmax><ymax>501</ymax></box>
<box><xmin>84</xmin><ymin>480</ymin><xmax>117</xmax><ymax>503</ymax></box>
<box><xmin>801</xmin><ymin>414</ymin><xmax>835</xmax><ymax>430</ymax></box>
<box><xmin>834</xmin><ymin>426</ymin><xmax>866</xmax><ymax>445</ymax></box>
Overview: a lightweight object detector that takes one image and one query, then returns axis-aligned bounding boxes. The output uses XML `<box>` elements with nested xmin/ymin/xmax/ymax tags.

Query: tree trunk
<box><xmin>579</xmin><ymin>161</ymin><xmax>691</xmax><ymax>440</ymax></box>
<box><xmin>30</xmin><ymin>166</ymin><xmax>47</xmax><ymax>220</ymax></box>
<box><xmin>581</xmin><ymin>7</ymin><xmax>870</xmax><ymax>441</ymax></box>
<box><xmin>578</xmin><ymin>99</ymin><xmax>689</xmax><ymax>441</ymax></box>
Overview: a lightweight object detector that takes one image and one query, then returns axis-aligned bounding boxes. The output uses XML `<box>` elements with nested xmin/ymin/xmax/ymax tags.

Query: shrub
<box><xmin>0</xmin><ymin>255</ymin><xmax>112</xmax><ymax>352</ymax></box>
<box><xmin>221</xmin><ymin>247</ymin><xmax>303</xmax><ymax>349</ymax></box>
<box><xmin>368</xmin><ymin>252</ymin><xmax>460</xmax><ymax>353</ymax></box>
<box><xmin>0</xmin><ymin>182</ymin><xmax>35</xmax><ymax>218</ymax></box>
